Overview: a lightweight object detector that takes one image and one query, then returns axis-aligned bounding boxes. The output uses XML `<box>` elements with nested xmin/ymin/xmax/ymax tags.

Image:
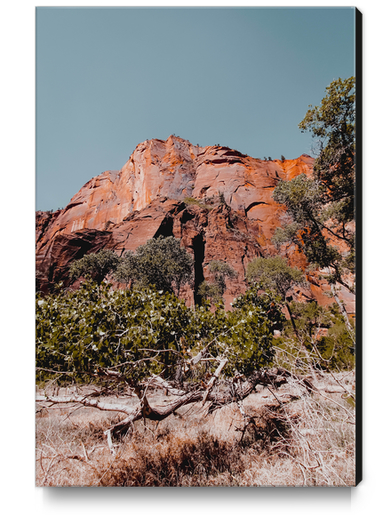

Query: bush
<box><xmin>69</xmin><ymin>249</ymin><xmax>120</xmax><ymax>283</ymax></box>
<box><xmin>197</xmin><ymin>281</ymin><xmax>222</xmax><ymax>304</ymax></box>
<box><xmin>209</xmin><ymin>260</ymin><xmax>237</xmax><ymax>296</ymax></box>
<box><xmin>36</xmin><ymin>280</ymin><xmax>193</xmax><ymax>384</ymax></box>
<box><xmin>246</xmin><ymin>256</ymin><xmax>306</xmax><ymax>300</ymax></box>
<box><xmin>115</xmin><ymin>236</ymin><xmax>193</xmax><ymax>295</ymax></box>
<box><xmin>273</xmin><ymin>301</ymin><xmax>355</xmax><ymax>371</ymax></box>
<box><xmin>36</xmin><ymin>280</ymin><xmax>283</xmax><ymax>384</ymax></box>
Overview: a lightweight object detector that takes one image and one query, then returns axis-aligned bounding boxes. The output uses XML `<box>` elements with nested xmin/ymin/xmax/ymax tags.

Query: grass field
<box><xmin>36</xmin><ymin>370</ymin><xmax>355</xmax><ymax>487</ymax></box>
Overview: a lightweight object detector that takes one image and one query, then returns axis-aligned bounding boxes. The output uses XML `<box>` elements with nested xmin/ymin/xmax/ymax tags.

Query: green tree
<box><xmin>246</xmin><ymin>256</ymin><xmax>305</xmax><ymax>299</ymax></box>
<box><xmin>299</xmin><ymin>76</ymin><xmax>355</xmax><ymax>227</ymax></box>
<box><xmin>69</xmin><ymin>249</ymin><xmax>120</xmax><ymax>283</ymax></box>
<box><xmin>210</xmin><ymin>260</ymin><xmax>237</xmax><ymax>295</ymax></box>
<box><xmin>113</xmin><ymin>251</ymin><xmax>140</xmax><ymax>288</ymax></box>
<box><xmin>246</xmin><ymin>256</ymin><xmax>306</xmax><ymax>339</ymax></box>
<box><xmin>197</xmin><ymin>281</ymin><xmax>222</xmax><ymax>305</ymax></box>
<box><xmin>198</xmin><ymin>261</ymin><xmax>237</xmax><ymax>304</ymax></box>
<box><xmin>272</xmin><ymin>77</ymin><xmax>356</xmax><ymax>292</ymax></box>
<box><xmin>272</xmin><ymin>174</ymin><xmax>343</xmax><ymax>269</ymax></box>
<box><xmin>274</xmin><ymin>301</ymin><xmax>355</xmax><ymax>372</ymax></box>
<box><xmin>116</xmin><ymin>236</ymin><xmax>193</xmax><ymax>296</ymax></box>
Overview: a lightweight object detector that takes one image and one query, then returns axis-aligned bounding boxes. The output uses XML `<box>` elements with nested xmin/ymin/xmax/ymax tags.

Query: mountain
<box><xmin>36</xmin><ymin>135</ymin><xmax>354</xmax><ymax>313</ymax></box>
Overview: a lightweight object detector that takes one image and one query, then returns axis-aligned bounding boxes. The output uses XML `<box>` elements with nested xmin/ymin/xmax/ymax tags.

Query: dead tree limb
<box><xmin>201</xmin><ymin>358</ymin><xmax>228</xmax><ymax>405</ymax></box>
<box><xmin>36</xmin><ymin>393</ymin><xmax>137</xmax><ymax>417</ymax></box>
<box><xmin>36</xmin><ymin>367</ymin><xmax>311</xmax><ymax>453</ymax></box>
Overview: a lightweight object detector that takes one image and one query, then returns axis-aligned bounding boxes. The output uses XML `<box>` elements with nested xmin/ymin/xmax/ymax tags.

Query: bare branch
<box><xmin>201</xmin><ymin>358</ymin><xmax>228</xmax><ymax>405</ymax></box>
<box><xmin>36</xmin><ymin>393</ymin><xmax>137</xmax><ymax>417</ymax></box>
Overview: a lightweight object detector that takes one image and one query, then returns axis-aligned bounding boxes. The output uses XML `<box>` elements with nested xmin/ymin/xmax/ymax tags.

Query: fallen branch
<box><xmin>201</xmin><ymin>358</ymin><xmax>228</xmax><ymax>406</ymax></box>
<box><xmin>36</xmin><ymin>393</ymin><xmax>137</xmax><ymax>417</ymax></box>
<box><xmin>36</xmin><ymin>367</ymin><xmax>312</xmax><ymax>453</ymax></box>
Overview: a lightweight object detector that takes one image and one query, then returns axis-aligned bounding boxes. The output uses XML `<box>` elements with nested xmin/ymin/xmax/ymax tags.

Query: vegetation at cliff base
<box><xmin>114</xmin><ymin>236</ymin><xmax>193</xmax><ymax>295</ymax></box>
<box><xmin>36</xmin><ymin>279</ymin><xmax>283</xmax><ymax>385</ymax></box>
<box><xmin>198</xmin><ymin>260</ymin><xmax>237</xmax><ymax>305</ymax></box>
<box><xmin>69</xmin><ymin>249</ymin><xmax>120</xmax><ymax>284</ymax></box>
<box><xmin>69</xmin><ymin>236</ymin><xmax>194</xmax><ymax>296</ymax></box>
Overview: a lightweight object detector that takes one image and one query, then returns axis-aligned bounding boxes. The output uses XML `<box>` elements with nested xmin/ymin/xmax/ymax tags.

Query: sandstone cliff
<box><xmin>36</xmin><ymin>135</ymin><xmax>354</xmax><ymax>313</ymax></box>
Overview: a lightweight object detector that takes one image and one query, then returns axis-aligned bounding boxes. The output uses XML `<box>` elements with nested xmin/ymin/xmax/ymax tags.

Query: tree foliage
<box><xmin>69</xmin><ymin>236</ymin><xmax>194</xmax><ymax>295</ymax></box>
<box><xmin>272</xmin><ymin>77</ymin><xmax>356</xmax><ymax>290</ymax></box>
<box><xmin>246</xmin><ymin>256</ymin><xmax>309</xmax><ymax>345</ymax></box>
<box><xmin>299</xmin><ymin>76</ymin><xmax>355</xmax><ymax>226</ymax></box>
<box><xmin>272</xmin><ymin>174</ymin><xmax>344</xmax><ymax>271</ymax></box>
<box><xmin>69</xmin><ymin>249</ymin><xmax>120</xmax><ymax>283</ymax></box>
<box><xmin>246</xmin><ymin>256</ymin><xmax>306</xmax><ymax>301</ymax></box>
<box><xmin>198</xmin><ymin>260</ymin><xmax>237</xmax><ymax>304</ymax></box>
<box><xmin>274</xmin><ymin>301</ymin><xmax>355</xmax><ymax>372</ymax></box>
<box><xmin>115</xmin><ymin>236</ymin><xmax>193</xmax><ymax>295</ymax></box>
<box><xmin>197</xmin><ymin>281</ymin><xmax>222</xmax><ymax>305</ymax></box>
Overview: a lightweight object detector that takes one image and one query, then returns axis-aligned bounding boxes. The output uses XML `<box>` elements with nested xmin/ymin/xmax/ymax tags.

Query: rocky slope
<box><xmin>36</xmin><ymin>135</ymin><xmax>354</xmax><ymax>312</ymax></box>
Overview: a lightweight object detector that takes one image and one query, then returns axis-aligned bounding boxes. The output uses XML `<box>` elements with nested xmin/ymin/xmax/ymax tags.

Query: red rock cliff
<box><xmin>36</xmin><ymin>135</ymin><xmax>354</xmax><ymax>313</ymax></box>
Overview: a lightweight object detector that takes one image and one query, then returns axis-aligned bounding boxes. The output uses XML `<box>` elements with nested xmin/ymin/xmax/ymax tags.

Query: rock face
<box><xmin>36</xmin><ymin>135</ymin><xmax>353</xmax><ymax>313</ymax></box>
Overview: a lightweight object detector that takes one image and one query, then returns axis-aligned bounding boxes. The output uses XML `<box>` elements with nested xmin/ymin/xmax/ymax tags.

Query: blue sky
<box><xmin>36</xmin><ymin>6</ymin><xmax>356</xmax><ymax>211</ymax></box>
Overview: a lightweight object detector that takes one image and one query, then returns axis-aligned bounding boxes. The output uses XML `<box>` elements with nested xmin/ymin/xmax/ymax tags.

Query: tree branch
<box><xmin>36</xmin><ymin>367</ymin><xmax>304</xmax><ymax>454</ymax></box>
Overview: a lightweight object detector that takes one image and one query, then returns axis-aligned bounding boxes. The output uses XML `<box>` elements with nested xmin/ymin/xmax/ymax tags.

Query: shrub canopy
<box><xmin>36</xmin><ymin>280</ymin><xmax>284</xmax><ymax>384</ymax></box>
<box><xmin>115</xmin><ymin>236</ymin><xmax>194</xmax><ymax>295</ymax></box>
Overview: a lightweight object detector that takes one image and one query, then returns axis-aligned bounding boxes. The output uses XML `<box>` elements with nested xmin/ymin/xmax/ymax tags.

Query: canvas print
<box><xmin>35</xmin><ymin>7</ymin><xmax>361</xmax><ymax>486</ymax></box>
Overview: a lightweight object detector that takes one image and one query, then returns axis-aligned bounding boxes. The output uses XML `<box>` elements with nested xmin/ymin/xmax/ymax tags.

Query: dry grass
<box><xmin>36</xmin><ymin>372</ymin><xmax>356</xmax><ymax>487</ymax></box>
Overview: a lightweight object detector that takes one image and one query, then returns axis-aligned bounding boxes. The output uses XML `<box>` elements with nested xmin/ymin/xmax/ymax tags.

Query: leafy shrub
<box><xmin>69</xmin><ymin>249</ymin><xmax>120</xmax><ymax>283</ymax></box>
<box><xmin>36</xmin><ymin>280</ymin><xmax>283</xmax><ymax>384</ymax></box>
<box><xmin>246</xmin><ymin>256</ymin><xmax>306</xmax><ymax>300</ymax></box>
<box><xmin>36</xmin><ymin>280</ymin><xmax>192</xmax><ymax>384</ymax></box>
<box><xmin>197</xmin><ymin>281</ymin><xmax>222</xmax><ymax>304</ymax></box>
<box><xmin>197</xmin><ymin>261</ymin><xmax>237</xmax><ymax>306</ymax></box>
<box><xmin>115</xmin><ymin>236</ymin><xmax>193</xmax><ymax>295</ymax></box>
<box><xmin>273</xmin><ymin>301</ymin><xmax>355</xmax><ymax>371</ymax></box>
<box><xmin>315</xmin><ymin>305</ymin><xmax>355</xmax><ymax>370</ymax></box>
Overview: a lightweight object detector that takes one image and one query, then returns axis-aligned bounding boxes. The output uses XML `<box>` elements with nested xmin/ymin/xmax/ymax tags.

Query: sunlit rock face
<box><xmin>36</xmin><ymin>135</ymin><xmax>353</xmax><ymax>314</ymax></box>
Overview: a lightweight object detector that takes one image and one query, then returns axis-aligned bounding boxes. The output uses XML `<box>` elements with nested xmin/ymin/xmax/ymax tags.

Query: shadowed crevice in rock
<box><xmin>153</xmin><ymin>215</ymin><xmax>174</xmax><ymax>239</ymax></box>
<box><xmin>245</xmin><ymin>201</ymin><xmax>267</xmax><ymax>216</ymax></box>
<box><xmin>192</xmin><ymin>233</ymin><xmax>205</xmax><ymax>306</ymax></box>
